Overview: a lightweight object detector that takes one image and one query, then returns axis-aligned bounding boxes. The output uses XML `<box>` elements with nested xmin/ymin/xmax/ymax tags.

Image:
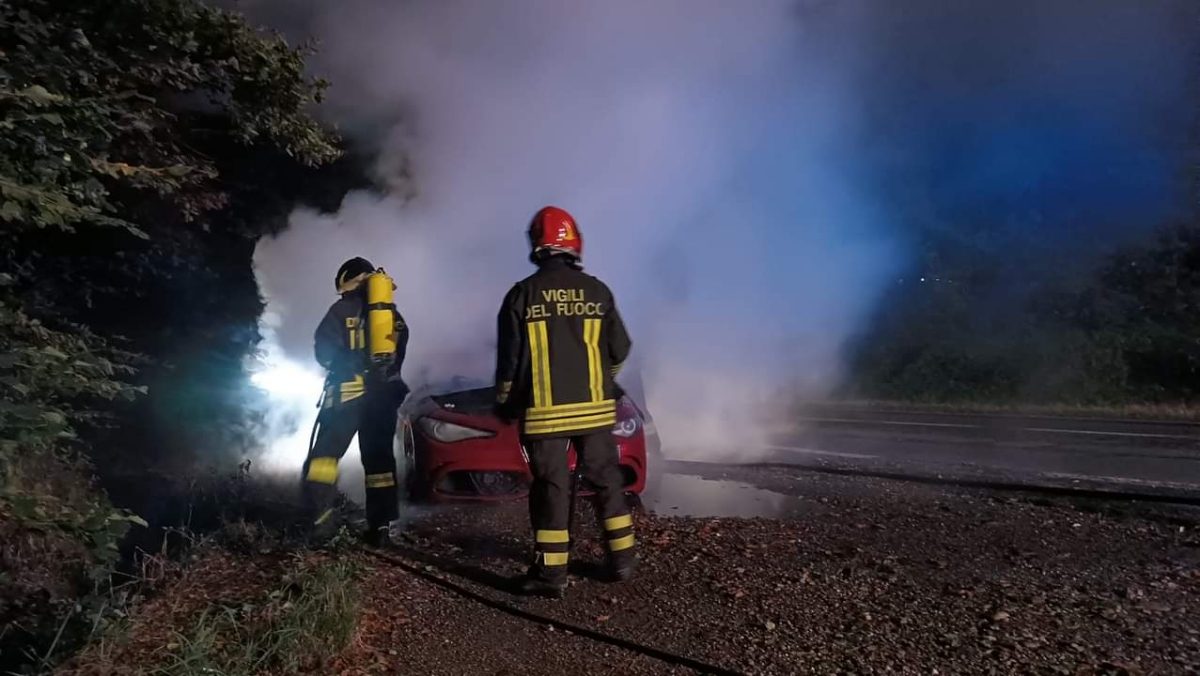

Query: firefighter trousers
<box><xmin>302</xmin><ymin>391</ymin><xmax>400</xmax><ymax>529</ymax></box>
<box><xmin>524</xmin><ymin>431</ymin><xmax>635</xmax><ymax>581</ymax></box>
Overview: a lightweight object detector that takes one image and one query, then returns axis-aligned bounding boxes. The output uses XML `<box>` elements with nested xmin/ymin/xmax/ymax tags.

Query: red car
<box><xmin>398</xmin><ymin>375</ymin><xmax>661</xmax><ymax>504</ymax></box>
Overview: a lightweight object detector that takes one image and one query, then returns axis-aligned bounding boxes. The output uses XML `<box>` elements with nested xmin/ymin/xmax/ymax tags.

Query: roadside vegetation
<box><xmin>57</xmin><ymin>554</ymin><xmax>363</xmax><ymax>676</ymax></box>
<box><xmin>0</xmin><ymin>0</ymin><xmax>352</xmax><ymax>670</ymax></box>
<box><xmin>844</xmin><ymin>222</ymin><xmax>1200</xmax><ymax>411</ymax></box>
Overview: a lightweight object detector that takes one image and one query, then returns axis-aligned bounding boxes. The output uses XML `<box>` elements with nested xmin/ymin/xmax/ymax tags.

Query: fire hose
<box><xmin>363</xmin><ymin>466</ymin><xmax>746</xmax><ymax>676</ymax></box>
<box><xmin>306</xmin><ymin>387</ymin><xmax>327</xmax><ymax>457</ymax></box>
<box><xmin>361</xmin><ymin>543</ymin><xmax>747</xmax><ymax>676</ymax></box>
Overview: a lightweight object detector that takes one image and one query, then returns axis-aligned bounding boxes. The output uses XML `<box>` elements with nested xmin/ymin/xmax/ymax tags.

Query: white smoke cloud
<box><xmin>228</xmin><ymin>0</ymin><xmax>1196</xmax><ymax>474</ymax></box>
<box><xmin>244</xmin><ymin>0</ymin><xmax>907</xmax><ymax>467</ymax></box>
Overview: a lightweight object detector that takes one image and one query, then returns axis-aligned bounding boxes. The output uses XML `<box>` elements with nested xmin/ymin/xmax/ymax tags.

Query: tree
<box><xmin>0</xmin><ymin>1</ymin><xmax>346</xmax><ymax>667</ymax></box>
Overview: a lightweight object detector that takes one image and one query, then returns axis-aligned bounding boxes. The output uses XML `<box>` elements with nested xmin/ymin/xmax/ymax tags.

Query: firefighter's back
<box><xmin>516</xmin><ymin>262</ymin><xmax>622</xmax><ymax>437</ymax></box>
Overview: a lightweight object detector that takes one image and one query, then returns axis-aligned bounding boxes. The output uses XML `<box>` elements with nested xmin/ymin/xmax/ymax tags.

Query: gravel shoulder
<box><xmin>334</xmin><ymin>555</ymin><xmax>689</xmax><ymax>676</ymax></box>
<box><xmin>396</xmin><ymin>467</ymin><xmax>1200</xmax><ymax>675</ymax></box>
<box><xmin>56</xmin><ymin>467</ymin><xmax>1200</xmax><ymax>676</ymax></box>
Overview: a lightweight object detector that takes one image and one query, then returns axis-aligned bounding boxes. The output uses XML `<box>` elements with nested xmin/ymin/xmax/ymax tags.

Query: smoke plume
<box><xmin>240</xmin><ymin>0</ymin><xmax>1195</xmax><ymax>469</ymax></box>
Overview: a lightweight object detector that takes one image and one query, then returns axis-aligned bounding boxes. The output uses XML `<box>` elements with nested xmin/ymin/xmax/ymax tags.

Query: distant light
<box><xmin>250</xmin><ymin>360</ymin><xmax>324</xmax><ymax>399</ymax></box>
<box><xmin>920</xmin><ymin>277</ymin><xmax>926</xmax><ymax>282</ymax></box>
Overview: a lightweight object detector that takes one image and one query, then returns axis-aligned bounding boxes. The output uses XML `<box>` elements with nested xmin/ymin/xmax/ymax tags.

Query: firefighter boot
<box><xmin>306</xmin><ymin>508</ymin><xmax>339</xmax><ymax>547</ymax></box>
<box><xmin>516</xmin><ymin>564</ymin><xmax>568</xmax><ymax>598</ymax></box>
<box><xmin>608</xmin><ymin>549</ymin><xmax>637</xmax><ymax>582</ymax></box>
<box><xmin>362</xmin><ymin>524</ymin><xmax>394</xmax><ymax>549</ymax></box>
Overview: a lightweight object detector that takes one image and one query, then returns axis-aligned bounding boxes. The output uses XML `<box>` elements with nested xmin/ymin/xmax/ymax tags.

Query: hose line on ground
<box><xmin>362</xmin><ymin>547</ymin><xmax>747</xmax><ymax>676</ymax></box>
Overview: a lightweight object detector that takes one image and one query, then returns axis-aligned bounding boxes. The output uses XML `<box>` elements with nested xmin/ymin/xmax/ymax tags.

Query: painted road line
<box><xmin>800</xmin><ymin>417</ymin><xmax>1198</xmax><ymax>441</ymax></box>
<box><xmin>761</xmin><ymin>445</ymin><xmax>879</xmax><ymax>460</ymax></box>
<box><xmin>1041</xmin><ymin>471</ymin><xmax>1200</xmax><ymax>492</ymax></box>
<box><xmin>1022</xmin><ymin>427</ymin><xmax>1199</xmax><ymax>441</ymax></box>
<box><xmin>803</xmin><ymin>407</ymin><xmax>1200</xmax><ymax>427</ymax></box>
<box><xmin>797</xmin><ymin>417</ymin><xmax>980</xmax><ymax>430</ymax></box>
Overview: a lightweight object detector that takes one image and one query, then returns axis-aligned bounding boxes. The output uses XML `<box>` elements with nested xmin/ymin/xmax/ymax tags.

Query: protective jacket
<box><xmin>314</xmin><ymin>293</ymin><xmax>410</xmax><ymax>406</ymax></box>
<box><xmin>495</xmin><ymin>257</ymin><xmax>632</xmax><ymax>437</ymax></box>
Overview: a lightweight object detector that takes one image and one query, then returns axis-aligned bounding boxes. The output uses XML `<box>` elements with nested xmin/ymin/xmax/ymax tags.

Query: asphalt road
<box><xmin>758</xmin><ymin>406</ymin><xmax>1200</xmax><ymax>493</ymax></box>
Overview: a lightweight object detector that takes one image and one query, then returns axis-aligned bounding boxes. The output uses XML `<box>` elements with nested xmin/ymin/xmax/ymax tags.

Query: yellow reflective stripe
<box><xmin>611</xmin><ymin>361</ymin><xmax>624</xmax><ymax>376</ymax></box>
<box><xmin>314</xmin><ymin>508</ymin><xmax>334</xmax><ymax>525</ymax></box>
<box><xmin>524</xmin><ymin>413</ymin><xmax>617</xmax><ymax>435</ymax></box>
<box><xmin>528</xmin><ymin>320</ymin><xmax>553</xmax><ymax>408</ymax></box>
<box><xmin>537</xmin><ymin>320</ymin><xmax>552</xmax><ymax>406</ymax></box>
<box><xmin>341</xmin><ymin>375</ymin><xmax>364</xmax><ymax>394</ymax></box>
<box><xmin>525</xmin><ymin>399</ymin><xmax>615</xmax><ymax>421</ymax></box>
<box><xmin>306</xmin><ymin>457</ymin><xmax>338</xmax><ymax>484</ymax></box>
<box><xmin>347</xmin><ymin>318</ymin><xmax>365</xmax><ymax>350</ymax></box>
<box><xmin>541</xmin><ymin>552</ymin><xmax>569</xmax><ymax>566</ymax></box>
<box><xmin>604</xmin><ymin>514</ymin><xmax>633</xmax><ymax>531</ymax></box>
<box><xmin>339</xmin><ymin>375</ymin><xmax>365</xmax><ymax>403</ymax></box>
<box><xmin>536</xmin><ymin>529</ymin><xmax>570</xmax><ymax>544</ymax></box>
<box><xmin>584</xmin><ymin>318</ymin><xmax>603</xmax><ymax>402</ymax></box>
<box><xmin>608</xmin><ymin>534</ymin><xmax>635</xmax><ymax>552</ymax></box>
<box><xmin>526</xmin><ymin>412</ymin><xmax>617</xmax><ymax>430</ymax></box>
<box><xmin>366</xmin><ymin>473</ymin><xmax>395</xmax><ymax>489</ymax></box>
<box><xmin>528</xmin><ymin>321</ymin><xmax>543</xmax><ymax>408</ymax></box>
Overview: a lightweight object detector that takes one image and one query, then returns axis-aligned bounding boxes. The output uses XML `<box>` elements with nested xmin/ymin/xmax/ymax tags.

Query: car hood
<box><xmin>428</xmin><ymin>386</ymin><xmax>496</xmax><ymax>416</ymax></box>
<box><xmin>406</xmin><ymin>373</ymin><xmax>652</xmax><ymax>421</ymax></box>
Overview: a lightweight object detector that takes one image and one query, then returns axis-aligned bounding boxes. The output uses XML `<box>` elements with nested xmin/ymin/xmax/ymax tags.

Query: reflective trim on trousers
<box><xmin>306</xmin><ymin>457</ymin><xmax>338</xmax><ymax>485</ymax></box>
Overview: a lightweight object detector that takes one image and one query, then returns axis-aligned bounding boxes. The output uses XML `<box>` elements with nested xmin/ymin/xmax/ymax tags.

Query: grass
<box><xmin>803</xmin><ymin>398</ymin><xmax>1200</xmax><ymax>422</ymax></box>
<box><xmin>0</xmin><ymin>444</ymin><xmax>146</xmax><ymax>676</ymax></box>
<box><xmin>8</xmin><ymin>459</ymin><xmax>369</xmax><ymax>676</ymax></box>
<box><xmin>148</xmin><ymin>556</ymin><xmax>361</xmax><ymax>676</ymax></box>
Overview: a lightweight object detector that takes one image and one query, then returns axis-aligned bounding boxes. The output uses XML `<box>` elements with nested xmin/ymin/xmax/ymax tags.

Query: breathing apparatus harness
<box><xmin>308</xmin><ymin>266</ymin><xmax>401</xmax><ymax>455</ymax></box>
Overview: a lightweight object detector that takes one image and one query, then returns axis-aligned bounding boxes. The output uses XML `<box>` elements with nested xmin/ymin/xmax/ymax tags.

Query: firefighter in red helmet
<box><xmin>302</xmin><ymin>257</ymin><xmax>410</xmax><ymax>548</ymax></box>
<box><xmin>494</xmin><ymin>206</ymin><xmax>636</xmax><ymax>597</ymax></box>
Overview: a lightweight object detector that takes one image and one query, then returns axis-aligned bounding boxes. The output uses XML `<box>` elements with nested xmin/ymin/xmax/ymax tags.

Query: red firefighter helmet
<box><xmin>527</xmin><ymin>206</ymin><xmax>583</xmax><ymax>262</ymax></box>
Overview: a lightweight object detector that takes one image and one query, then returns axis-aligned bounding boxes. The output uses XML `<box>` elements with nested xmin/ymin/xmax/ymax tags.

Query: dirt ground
<box><xmin>61</xmin><ymin>467</ymin><xmax>1200</xmax><ymax>675</ymax></box>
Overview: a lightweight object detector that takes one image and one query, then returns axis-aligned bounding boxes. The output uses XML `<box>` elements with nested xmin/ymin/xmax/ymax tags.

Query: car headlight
<box><xmin>417</xmin><ymin>417</ymin><xmax>495</xmax><ymax>443</ymax></box>
<box><xmin>612</xmin><ymin>418</ymin><xmax>639</xmax><ymax>438</ymax></box>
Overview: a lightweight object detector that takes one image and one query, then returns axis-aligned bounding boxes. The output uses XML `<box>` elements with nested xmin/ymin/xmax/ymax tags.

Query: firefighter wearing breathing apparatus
<box><xmin>494</xmin><ymin>206</ymin><xmax>636</xmax><ymax>597</ymax></box>
<box><xmin>302</xmin><ymin>257</ymin><xmax>410</xmax><ymax>548</ymax></box>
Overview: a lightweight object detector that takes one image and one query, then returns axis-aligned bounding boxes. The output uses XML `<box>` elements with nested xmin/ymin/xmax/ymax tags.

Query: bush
<box><xmin>0</xmin><ymin>0</ymin><xmax>342</xmax><ymax>671</ymax></box>
<box><xmin>846</xmin><ymin>222</ymin><xmax>1200</xmax><ymax>405</ymax></box>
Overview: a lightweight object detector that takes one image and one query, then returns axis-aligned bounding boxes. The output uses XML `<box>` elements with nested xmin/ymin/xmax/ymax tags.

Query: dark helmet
<box><xmin>335</xmin><ymin>257</ymin><xmax>375</xmax><ymax>294</ymax></box>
